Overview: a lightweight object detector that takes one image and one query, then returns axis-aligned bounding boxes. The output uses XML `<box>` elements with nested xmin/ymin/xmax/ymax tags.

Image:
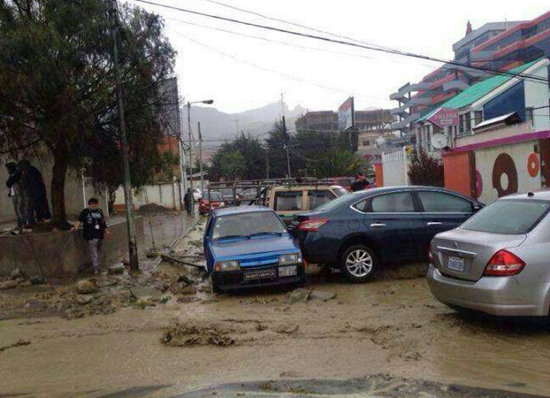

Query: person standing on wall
<box><xmin>5</xmin><ymin>162</ymin><xmax>28</xmax><ymax>231</ymax></box>
<box><xmin>18</xmin><ymin>159</ymin><xmax>51</xmax><ymax>223</ymax></box>
<box><xmin>71</xmin><ymin>198</ymin><xmax>111</xmax><ymax>275</ymax></box>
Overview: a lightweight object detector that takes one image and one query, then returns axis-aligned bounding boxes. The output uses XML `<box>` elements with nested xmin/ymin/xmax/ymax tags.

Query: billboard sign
<box><xmin>428</xmin><ymin>107</ymin><xmax>459</xmax><ymax>128</ymax></box>
<box><xmin>158</xmin><ymin>77</ymin><xmax>180</xmax><ymax>137</ymax></box>
<box><xmin>338</xmin><ymin>96</ymin><xmax>355</xmax><ymax>131</ymax></box>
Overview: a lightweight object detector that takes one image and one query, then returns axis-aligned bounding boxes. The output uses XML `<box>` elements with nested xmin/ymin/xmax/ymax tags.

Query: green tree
<box><xmin>218</xmin><ymin>150</ymin><xmax>246</xmax><ymax>181</ymax></box>
<box><xmin>266</xmin><ymin>121</ymin><xmax>303</xmax><ymax>178</ymax></box>
<box><xmin>408</xmin><ymin>150</ymin><xmax>444</xmax><ymax>187</ymax></box>
<box><xmin>0</xmin><ymin>0</ymin><xmax>175</xmax><ymax>226</ymax></box>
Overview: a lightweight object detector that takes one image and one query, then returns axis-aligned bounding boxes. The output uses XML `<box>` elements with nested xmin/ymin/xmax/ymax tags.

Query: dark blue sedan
<box><xmin>292</xmin><ymin>186</ymin><xmax>482</xmax><ymax>283</ymax></box>
<box><xmin>204</xmin><ymin>206</ymin><xmax>305</xmax><ymax>292</ymax></box>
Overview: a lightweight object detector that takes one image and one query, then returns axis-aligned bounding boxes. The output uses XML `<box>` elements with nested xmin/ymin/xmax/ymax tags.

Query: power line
<box><xmin>132</xmin><ymin>0</ymin><xmax>549</xmax><ymax>84</ymax></box>
<box><xmin>171</xmin><ymin>30</ymin><xmax>387</xmax><ymax>101</ymax></box>
<box><xmin>194</xmin><ymin>0</ymin><xmax>395</xmax><ymax>52</ymax></box>
<box><xmin>165</xmin><ymin>16</ymin><xmax>436</xmax><ymax>70</ymax></box>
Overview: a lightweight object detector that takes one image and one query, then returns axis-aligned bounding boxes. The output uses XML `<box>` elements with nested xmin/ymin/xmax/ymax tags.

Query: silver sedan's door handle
<box><xmin>427</xmin><ymin>222</ymin><xmax>442</xmax><ymax>226</ymax></box>
<box><xmin>370</xmin><ymin>223</ymin><xmax>386</xmax><ymax>227</ymax></box>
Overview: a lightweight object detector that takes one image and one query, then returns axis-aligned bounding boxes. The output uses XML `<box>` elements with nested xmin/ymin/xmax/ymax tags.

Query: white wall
<box><xmin>114</xmin><ymin>182</ymin><xmax>182</xmax><ymax>210</ymax></box>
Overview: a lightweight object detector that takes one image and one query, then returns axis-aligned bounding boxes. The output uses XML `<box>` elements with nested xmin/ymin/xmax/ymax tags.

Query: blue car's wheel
<box><xmin>339</xmin><ymin>244</ymin><xmax>377</xmax><ymax>283</ymax></box>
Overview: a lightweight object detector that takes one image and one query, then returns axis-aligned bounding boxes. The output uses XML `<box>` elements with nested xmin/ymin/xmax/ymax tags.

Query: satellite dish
<box><xmin>431</xmin><ymin>133</ymin><xmax>448</xmax><ymax>150</ymax></box>
<box><xmin>375</xmin><ymin>136</ymin><xmax>386</xmax><ymax>147</ymax></box>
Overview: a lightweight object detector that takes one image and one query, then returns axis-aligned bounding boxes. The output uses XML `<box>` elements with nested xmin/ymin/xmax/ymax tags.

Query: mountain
<box><xmin>188</xmin><ymin>102</ymin><xmax>306</xmax><ymax>141</ymax></box>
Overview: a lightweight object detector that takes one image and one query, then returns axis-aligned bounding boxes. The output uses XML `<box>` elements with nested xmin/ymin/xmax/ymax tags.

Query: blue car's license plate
<box><xmin>244</xmin><ymin>268</ymin><xmax>277</xmax><ymax>281</ymax></box>
<box><xmin>448</xmin><ymin>256</ymin><xmax>465</xmax><ymax>272</ymax></box>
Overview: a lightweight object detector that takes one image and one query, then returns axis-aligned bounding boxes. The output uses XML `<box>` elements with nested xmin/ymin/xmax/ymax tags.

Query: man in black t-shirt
<box><xmin>71</xmin><ymin>198</ymin><xmax>110</xmax><ymax>274</ymax></box>
<box><xmin>350</xmin><ymin>173</ymin><xmax>370</xmax><ymax>192</ymax></box>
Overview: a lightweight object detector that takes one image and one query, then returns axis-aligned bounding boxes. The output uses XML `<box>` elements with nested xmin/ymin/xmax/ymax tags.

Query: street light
<box><xmin>185</xmin><ymin>99</ymin><xmax>214</xmax><ymax>216</ymax></box>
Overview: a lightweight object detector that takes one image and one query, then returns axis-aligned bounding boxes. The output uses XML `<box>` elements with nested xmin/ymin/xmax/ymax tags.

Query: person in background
<box><xmin>5</xmin><ymin>162</ymin><xmax>28</xmax><ymax>231</ymax></box>
<box><xmin>18</xmin><ymin>159</ymin><xmax>51</xmax><ymax>223</ymax></box>
<box><xmin>71</xmin><ymin>198</ymin><xmax>111</xmax><ymax>274</ymax></box>
<box><xmin>350</xmin><ymin>173</ymin><xmax>370</xmax><ymax>192</ymax></box>
<box><xmin>184</xmin><ymin>188</ymin><xmax>193</xmax><ymax>215</ymax></box>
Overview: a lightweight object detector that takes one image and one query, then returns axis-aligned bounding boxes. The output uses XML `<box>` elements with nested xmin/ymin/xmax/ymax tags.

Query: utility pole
<box><xmin>282</xmin><ymin>115</ymin><xmax>291</xmax><ymax>178</ymax></box>
<box><xmin>266</xmin><ymin>150</ymin><xmax>270</xmax><ymax>179</ymax></box>
<box><xmin>187</xmin><ymin>102</ymin><xmax>195</xmax><ymax>216</ymax></box>
<box><xmin>110</xmin><ymin>0</ymin><xmax>139</xmax><ymax>270</ymax></box>
<box><xmin>198</xmin><ymin>122</ymin><xmax>204</xmax><ymax>193</ymax></box>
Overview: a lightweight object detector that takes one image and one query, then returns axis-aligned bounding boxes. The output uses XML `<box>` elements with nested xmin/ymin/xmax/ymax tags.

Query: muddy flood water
<box><xmin>1</xmin><ymin>214</ymin><xmax>550</xmax><ymax>397</ymax></box>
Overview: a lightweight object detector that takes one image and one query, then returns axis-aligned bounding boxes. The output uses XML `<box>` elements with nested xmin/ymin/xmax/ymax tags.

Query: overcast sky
<box><xmin>129</xmin><ymin>0</ymin><xmax>549</xmax><ymax>114</ymax></box>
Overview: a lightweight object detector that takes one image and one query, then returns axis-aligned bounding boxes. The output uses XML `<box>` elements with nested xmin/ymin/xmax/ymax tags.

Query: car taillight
<box><xmin>428</xmin><ymin>244</ymin><xmax>434</xmax><ymax>263</ymax></box>
<box><xmin>200</xmin><ymin>199</ymin><xmax>209</xmax><ymax>205</ymax></box>
<box><xmin>297</xmin><ymin>219</ymin><xmax>328</xmax><ymax>232</ymax></box>
<box><xmin>484</xmin><ymin>250</ymin><xmax>525</xmax><ymax>276</ymax></box>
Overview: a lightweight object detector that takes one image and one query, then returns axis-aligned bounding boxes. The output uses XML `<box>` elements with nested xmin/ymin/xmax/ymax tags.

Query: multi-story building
<box><xmin>295</xmin><ymin>109</ymin><xmax>393</xmax><ymax>133</ymax></box>
<box><xmin>391</xmin><ymin>10</ymin><xmax>550</xmax><ymax>143</ymax></box>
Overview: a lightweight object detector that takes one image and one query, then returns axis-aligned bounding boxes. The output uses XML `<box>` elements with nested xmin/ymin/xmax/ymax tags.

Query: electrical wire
<box><xmin>131</xmin><ymin>0</ymin><xmax>549</xmax><ymax>84</ymax></box>
<box><xmin>171</xmin><ymin>30</ymin><xmax>386</xmax><ymax>101</ymax></box>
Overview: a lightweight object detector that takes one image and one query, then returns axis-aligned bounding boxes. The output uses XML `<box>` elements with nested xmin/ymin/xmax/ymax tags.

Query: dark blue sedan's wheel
<box><xmin>340</xmin><ymin>245</ymin><xmax>377</xmax><ymax>283</ymax></box>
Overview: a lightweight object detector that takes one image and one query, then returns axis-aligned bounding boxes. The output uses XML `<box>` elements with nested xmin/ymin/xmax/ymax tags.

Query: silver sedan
<box><xmin>427</xmin><ymin>191</ymin><xmax>550</xmax><ymax>317</ymax></box>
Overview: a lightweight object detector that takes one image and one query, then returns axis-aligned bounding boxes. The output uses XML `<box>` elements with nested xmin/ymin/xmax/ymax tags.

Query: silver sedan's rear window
<box><xmin>461</xmin><ymin>199</ymin><xmax>549</xmax><ymax>234</ymax></box>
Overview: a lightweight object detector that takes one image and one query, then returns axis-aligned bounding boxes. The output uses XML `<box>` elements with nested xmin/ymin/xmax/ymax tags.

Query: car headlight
<box><xmin>214</xmin><ymin>260</ymin><xmax>240</xmax><ymax>272</ymax></box>
<box><xmin>279</xmin><ymin>253</ymin><xmax>300</xmax><ymax>265</ymax></box>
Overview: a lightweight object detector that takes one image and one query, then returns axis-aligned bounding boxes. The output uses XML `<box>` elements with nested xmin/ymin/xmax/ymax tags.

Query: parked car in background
<box><xmin>428</xmin><ymin>191</ymin><xmax>550</xmax><ymax>317</ymax></box>
<box><xmin>266</xmin><ymin>184</ymin><xmax>348</xmax><ymax>225</ymax></box>
<box><xmin>203</xmin><ymin>206</ymin><xmax>305</xmax><ymax>292</ymax></box>
<box><xmin>218</xmin><ymin>188</ymin><xmax>238</xmax><ymax>205</ymax></box>
<box><xmin>199</xmin><ymin>191</ymin><xmax>225</xmax><ymax>215</ymax></box>
<box><xmin>292</xmin><ymin>186</ymin><xmax>482</xmax><ymax>283</ymax></box>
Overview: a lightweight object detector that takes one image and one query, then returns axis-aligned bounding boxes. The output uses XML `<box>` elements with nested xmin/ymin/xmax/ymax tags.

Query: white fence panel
<box><xmin>382</xmin><ymin>147</ymin><xmax>410</xmax><ymax>187</ymax></box>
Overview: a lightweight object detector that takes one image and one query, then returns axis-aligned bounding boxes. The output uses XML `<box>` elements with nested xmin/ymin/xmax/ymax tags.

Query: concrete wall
<box><xmin>0</xmin><ymin>216</ymin><xmax>144</xmax><ymax>278</ymax></box>
<box><xmin>0</xmin><ymin>156</ymin><xmax>108</xmax><ymax>224</ymax></box>
<box><xmin>443</xmin><ymin>151</ymin><xmax>475</xmax><ymax>198</ymax></box>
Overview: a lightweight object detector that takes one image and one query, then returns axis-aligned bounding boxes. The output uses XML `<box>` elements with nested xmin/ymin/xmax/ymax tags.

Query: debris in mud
<box><xmin>137</xmin><ymin>203</ymin><xmax>170</xmax><ymax>215</ymax></box>
<box><xmin>0</xmin><ymin>339</ymin><xmax>31</xmax><ymax>353</ymax></box>
<box><xmin>0</xmin><ymin>280</ymin><xmax>18</xmax><ymax>290</ymax></box>
<box><xmin>29</xmin><ymin>276</ymin><xmax>46</xmax><ymax>285</ymax></box>
<box><xmin>76</xmin><ymin>279</ymin><xmax>98</xmax><ymax>294</ymax></box>
<box><xmin>10</xmin><ymin>268</ymin><xmax>25</xmax><ymax>279</ymax></box>
<box><xmin>130</xmin><ymin>286</ymin><xmax>161</xmax><ymax>302</ymax></box>
<box><xmin>286</xmin><ymin>288</ymin><xmax>337</xmax><ymax>304</ymax></box>
<box><xmin>400</xmin><ymin>351</ymin><xmax>422</xmax><ymax>361</ymax></box>
<box><xmin>145</xmin><ymin>248</ymin><xmax>160</xmax><ymax>259</ymax></box>
<box><xmin>286</xmin><ymin>288</ymin><xmax>311</xmax><ymax>304</ymax></box>
<box><xmin>275</xmin><ymin>323</ymin><xmax>299</xmax><ymax>335</ymax></box>
<box><xmin>310</xmin><ymin>290</ymin><xmax>337</xmax><ymax>302</ymax></box>
<box><xmin>76</xmin><ymin>295</ymin><xmax>94</xmax><ymax>305</ymax></box>
<box><xmin>162</xmin><ymin>322</ymin><xmax>235</xmax><ymax>347</ymax></box>
<box><xmin>107</xmin><ymin>263</ymin><xmax>125</xmax><ymax>275</ymax></box>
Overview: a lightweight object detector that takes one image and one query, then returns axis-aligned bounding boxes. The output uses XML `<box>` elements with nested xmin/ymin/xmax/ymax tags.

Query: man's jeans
<box><xmin>11</xmin><ymin>194</ymin><xmax>27</xmax><ymax>228</ymax></box>
<box><xmin>87</xmin><ymin>239</ymin><xmax>103</xmax><ymax>270</ymax></box>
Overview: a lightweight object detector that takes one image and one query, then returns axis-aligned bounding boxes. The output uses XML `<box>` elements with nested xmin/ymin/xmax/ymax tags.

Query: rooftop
<box><xmin>418</xmin><ymin>59</ymin><xmax>539</xmax><ymax>122</ymax></box>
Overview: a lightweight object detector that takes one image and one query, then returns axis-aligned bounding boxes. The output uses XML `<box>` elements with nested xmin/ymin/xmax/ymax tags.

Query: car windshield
<box><xmin>312</xmin><ymin>190</ymin><xmax>364</xmax><ymax>212</ymax></box>
<box><xmin>212</xmin><ymin>211</ymin><xmax>286</xmax><ymax>240</ymax></box>
<box><xmin>204</xmin><ymin>192</ymin><xmax>223</xmax><ymax>201</ymax></box>
<box><xmin>461</xmin><ymin>199</ymin><xmax>550</xmax><ymax>234</ymax></box>
<box><xmin>333</xmin><ymin>187</ymin><xmax>349</xmax><ymax>197</ymax></box>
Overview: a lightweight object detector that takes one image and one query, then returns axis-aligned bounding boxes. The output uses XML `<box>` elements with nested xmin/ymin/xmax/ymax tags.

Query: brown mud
<box><xmin>1</xmin><ymin>216</ymin><xmax>550</xmax><ymax>397</ymax></box>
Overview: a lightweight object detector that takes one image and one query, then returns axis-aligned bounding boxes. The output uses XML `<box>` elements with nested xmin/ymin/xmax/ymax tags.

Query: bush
<box><xmin>408</xmin><ymin>150</ymin><xmax>444</xmax><ymax>187</ymax></box>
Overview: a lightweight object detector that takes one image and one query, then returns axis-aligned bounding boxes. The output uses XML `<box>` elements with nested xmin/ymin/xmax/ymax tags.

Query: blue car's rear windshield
<box><xmin>461</xmin><ymin>199</ymin><xmax>550</xmax><ymax>234</ymax></box>
<box><xmin>212</xmin><ymin>211</ymin><xmax>286</xmax><ymax>239</ymax></box>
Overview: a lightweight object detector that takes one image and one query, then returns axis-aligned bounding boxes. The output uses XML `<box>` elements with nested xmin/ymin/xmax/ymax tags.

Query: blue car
<box><xmin>204</xmin><ymin>206</ymin><xmax>305</xmax><ymax>292</ymax></box>
<box><xmin>292</xmin><ymin>186</ymin><xmax>482</xmax><ymax>283</ymax></box>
